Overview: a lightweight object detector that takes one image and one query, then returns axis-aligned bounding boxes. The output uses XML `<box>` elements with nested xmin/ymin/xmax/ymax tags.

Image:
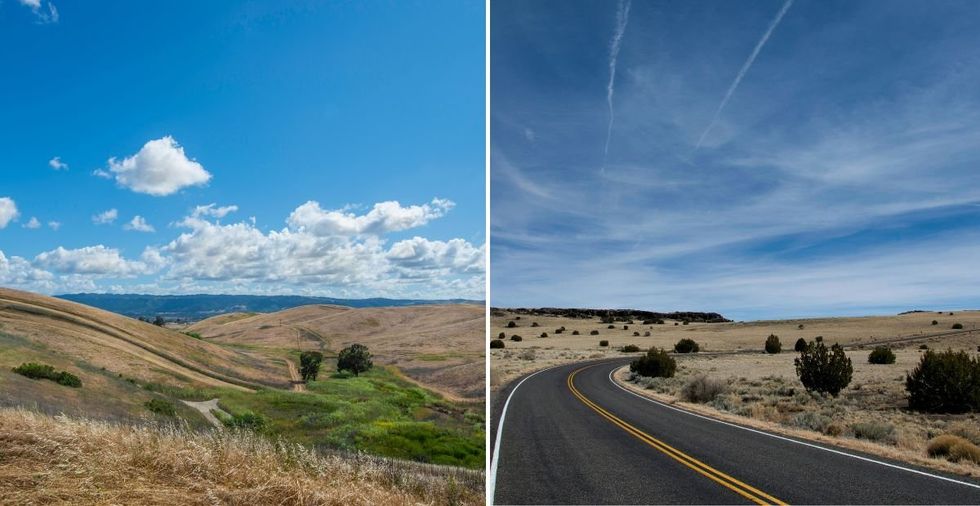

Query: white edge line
<box><xmin>606</xmin><ymin>365</ymin><xmax>980</xmax><ymax>491</ymax></box>
<box><xmin>488</xmin><ymin>363</ymin><xmax>565</xmax><ymax>504</ymax></box>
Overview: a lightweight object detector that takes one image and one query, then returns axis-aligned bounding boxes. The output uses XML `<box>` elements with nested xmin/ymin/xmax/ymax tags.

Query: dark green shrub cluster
<box><xmin>144</xmin><ymin>398</ymin><xmax>177</xmax><ymax>417</ymax></box>
<box><xmin>337</xmin><ymin>344</ymin><xmax>373</xmax><ymax>377</ymax></box>
<box><xmin>572</xmin><ymin>330</ymin><xmax>580</xmax><ymax>335</ymax></box>
<box><xmin>510</xmin><ymin>335</ymin><xmax>523</xmax><ymax>341</ymax></box>
<box><xmin>630</xmin><ymin>347</ymin><xmax>676</xmax><ymax>378</ymax></box>
<box><xmin>498</xmin><ymin>332</ymin><xmax>505</xmax><ymax>339</ymax></box>
<box><xmin>794</xmin><ymin>338</ymin><xmax>807</xmax><ymax>352</ymax></box>
<box><xmin>765</xmin><ymin>334</ymin><xmax>781</xmax><ymax>354</ymax></box>
<box><xmin>300</xmin><ymin>351</ymin><xmax>324</xmax><ymax>381</ymax></box>
<box><xmin>590</xmin><ymin>330</ymin><xmax>599</xmax><ymax>335</ymax></box>
<box><xmin>867</xmin><ymin>346</ymin><xmax>896</xmax><ymax>364</ymax></box>
<box><xmin>539</xmin><ymin>332</ymin><xmax>548</xmax><ymax>338</ymax></box>
<box><xmin>932</xmin><ymin>320</ymin><xmax>939</xmax><ymax>325</ymax></box>
<box><xmin>674</xmin><ymin>338</ymin><xmax>700</xmax><ymax>354</ymax></box>
<box><xmin>621</xmin><ymin>344</ymin><xmax>640</xmax><ymax>353</ymax></box>
<box><xmin>507</xmin><ymin>321</ymin><xmax>517</xmax><ymax>328</ymax></box>
<box><xmin>183</xmin><ymin>331</ymin><xmax>202</xmax><ymax>339</ymax></box>
<box><xmin>905</xmin><ymin>349</ymin><xmax>980</xmax><ymax>413</ymax></box>
<box><xmin>952</xmin><ymin>323</ymin><xmax>964</xmax><ymax>329</ymax></box>
<box><xmin>607</xmin><ymin>325</ymin><xmax>615</xmax><ymax>329</ymax></box>
<box><xmin>599</xmin><ymin>340</ymin><xmax>609</xmax><ymax>347</ymax></box>
<box><xmin>223</xmin><ymin>410</ymin><xmax>267</xmax><ymax>431</ymax></box>
<box><xmin>794</xmin><ymin>341</ymin><xmax>852</xmax><ymax>396</ymax></box>
<box><xmin>490</xmin><ymin>339</ymin><xmax>505</xmax><ymax>349</ymax></box>
<box><xmin>11</xmin><ymin>362</ymin><xmax>82</xmax><ymax>388</ymax></box>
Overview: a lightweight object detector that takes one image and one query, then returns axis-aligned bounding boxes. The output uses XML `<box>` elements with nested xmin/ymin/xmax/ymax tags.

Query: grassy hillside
<box><xmin>0</xmin><ymin>407</ymin><xmax>483</xmax><ymax>505</ymax></box>
<box><xmin>189</xmin><ymin>303</ymin><xmax>486</xmax><ymax>401</ymax></box>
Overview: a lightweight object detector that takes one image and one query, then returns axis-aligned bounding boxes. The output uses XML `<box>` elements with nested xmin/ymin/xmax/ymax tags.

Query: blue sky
<box><xmin>491</xmin><ymin>0</ymin><xmax>980</xmax><ymax>320</ymax></box>
<box><xmin>0</xmin><ymin>0</ymin><xmax>485</xmax><ymax>299</ymax></box>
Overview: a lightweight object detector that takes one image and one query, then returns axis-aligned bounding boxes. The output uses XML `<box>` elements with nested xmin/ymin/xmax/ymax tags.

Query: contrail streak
<box><xmin>603</xmin><ymin>0</ymin><xmax>631</xmax><ymax>160</ymax></box>
<box><xmin>695</xmin><ymin>0</ymin><xmax>794</xmax><ymax>149</ymax></box>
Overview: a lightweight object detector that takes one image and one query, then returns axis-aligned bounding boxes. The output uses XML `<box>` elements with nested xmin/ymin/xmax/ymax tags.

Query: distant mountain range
<box><xmin>57</xmin><ymin>293</ymin><xmax>484</xmax><ymax>321</ymax></box>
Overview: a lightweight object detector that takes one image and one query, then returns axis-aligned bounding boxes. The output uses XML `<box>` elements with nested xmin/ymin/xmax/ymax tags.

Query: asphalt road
<box><xmin>490</xmin><ymin>358</ymin><xmax>980</xmax><ymax>505</ymax></box>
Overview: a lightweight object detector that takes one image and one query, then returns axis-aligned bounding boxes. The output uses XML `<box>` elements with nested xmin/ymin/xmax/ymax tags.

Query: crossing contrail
<box><xmin>603</xmin><ymin>0</ymin><xmax>632</xmax><ymax>160</ymax></box>
<box><xmin>695</xmin><ymin>0</ymin><xmax>794</xmax><ymax>149</ymax></box>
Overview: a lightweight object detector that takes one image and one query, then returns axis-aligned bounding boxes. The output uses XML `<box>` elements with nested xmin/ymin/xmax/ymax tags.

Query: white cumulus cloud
<box><xmin>387</xmin><ymin>237</ymin><xmax>485</xmax><ymax>275</ymax></box>
<box><xmin>23</xmin><ymin>217</ymin><xmax>41</xmax><ymax>229</ymax></box>
<box><xmin>48</xmin><ymin>156</ymin><xmax>68</xmax><ymax>170</ymax></box>
<box><xmin>92</xmin><ymin>208</ymin><xmax>118</xmax><ymax>225</ymax></box>
<box><xmin>34</xmin><ymin>245</ymin><xmax>160</xmax><ymax>277</ymax></box>
<box><xmin>107</xmin><ymin>136</ymin><xmax>211</xmax><ymax>196</ymax></box>
<box><xmin>0</xmin><ymin>198</ymin><xmax>19</xmax><ymax>229</ymax></box>
<box><xmin>191</xmin><ymin>203</ymin><xmax>238</xmax><ymax>219</ymax></box>
<box><xmin>123</xmin><ymin>215</ymin><xmax>155</xmax><ymax>233</ymax></box>
<box><xmin>287</xmin><ymin>198</ymin><xmax>454</xmax><ymax>236</ymax></box>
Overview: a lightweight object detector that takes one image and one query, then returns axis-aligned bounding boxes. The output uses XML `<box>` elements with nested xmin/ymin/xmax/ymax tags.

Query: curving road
<box><xmin>490</xmin><ymin>358</ymin><xmax>980</xmax><ymax>505</ymax></box>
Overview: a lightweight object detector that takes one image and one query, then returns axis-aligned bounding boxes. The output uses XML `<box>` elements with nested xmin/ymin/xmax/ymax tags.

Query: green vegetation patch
<box><xmin>12</xmin><ymin>362</ymin><xmax>82</xmax><ymax>388</ymax></box>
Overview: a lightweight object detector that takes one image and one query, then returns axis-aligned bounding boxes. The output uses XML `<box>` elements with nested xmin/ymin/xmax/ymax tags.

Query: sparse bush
<box><xmin>554</xmin><ymin>328</ymin><xmax>563</xmax><ymax>334</ymax></box>
<box><xmin>152</xmin><ymin>316</ymin><xmax>166</xmax><ymax>327</ymax></box>
<box><xmin>682</xmin><ymin>321</ymin><xmax>689</xmax><ymax>326</ymax></box>
<box><xmin>144</xmin><ymin>398</ymin><xmax>177</xmax><ymax>417</ymax></box>
<box><xmin>519</xmin><ymin>349</ymin><xmax>536</xmax><ymax>361</ymax></box>
<box><xmin>919</xmin><ymin>344</ymin><xmax>929</xmax><ymax>350</ymax></box>
<box><xmin>531</xmin><ymin>322</ymin><xmax>539</xmax><ymax>327</ymax></box>
<box><xmin>621</xmin><ymin>344</ymin><xmax>640</xmax><ymax>353</ymax></box>
<box><xmin>623</xmin><ymin>325</ymin><xmax>628</xmax><ymax>330</ymax></box>
<box><xmin>633</xmin><ymin>331</ymin><xmax>640</xmax><ymax>336</ymax></box>
<box><xmin>643</xmin><ymin>331</ymin><xmax>651</xmax><ymax>337</ymax></box>
<box><xmin>928</xmin><ymin>435</ymin><xmax>980</xmax><ymax>464</ymax></box>
<box><xmin>674</xmin><ymin>322</ymin><xmax>679</xmax><ymax>326</ymax></box>
<box><xmin>498</xmin><ymin>332</ymin><xmax>505</xmax><ymax>339</ymax></box>
<box><xmin>792</xmin><ymin>411</ymin><xmax>832</xmax><ymax>433</ymax></box>
<box><xmin>674</xmin><ymin>338</ymin><xmax>700</xmax><ymax>354</ymax></box>
<box><xmin>905</xmin><ymin>349</ymin><xmax>980</xmax><ymax>413</ymax></box>
<box><xmin>599</xmin><ymin>340</ymin><xmax>609</xmax><ymax>347</ymax></box>
<box><xmin>630</xmin><ymin>347</ymin><xmax>676</xmax><ymax>378</ymax></box>
<box><xmin>765</xmin><ymin>334</ymin><xmax>781</xmax><ymax>354</ymax></box>
<box><xmin>794</xmin><ymin>341</ymin><xmax>852</xmax><ymax>396</ymax></box>
<box><xmin>572</xmin><ymin>330</ymin><xmax>580</xmax><ymax>335</ymax></box>
<box><xmin>12</xmin><ymin>362</ymin><xmax>81</xmax><ymax>388</ymax></box>
<box><xmin>510</xmin><ymin>335</ymin><xmax>523</xmax><ymax>341</ymax></box>
<box><xmin>489</xmin><ymin>339</ymin><xmax>505</xmax><ymax>349</ymax></box>
<box><xmin>794</xmin><ymin>338</ymin><xmax>807</xmax><ymax>352</ymax></box>
<box><xmin>539</xmin><ymin>332</ymin><xmax>548</xmax><ymax>338</ymax></box>
<box><xmin>607</xmin><ymin>325</ymin><xmax>615</xmax><ymax>329</ymax></box>
<box><xmin>184</xmin><ymin>331</ymin><xmax>202</xmax><ymax>339</ymax></box>
<box><xmin>867</xmin><ymin>346</ymin><xmax>896</xmax><ymax>364</ymax></box>
<box><xmin>798</xmin><ymin>324</ymin><xmax>805</xmax><ymax>330</ymax></box>
<box><xmin>851</xmin><ymin>422</ymin><xmax>895</xmax><ymax>443</ymax></box>
<box><xmin>680</xmin><ymin>376</ymin><xmax>728</xmax><ymax>403</ymax></box>
<box><xmin>815</xmin><ymin>336</ymin><xmax>824</xmax><ymax>342</ymax></box>
<box><xmin>952</xmin><ymin>323</ymin><xmax>964</xmax><ymax>329</ymax></box>
<box><xmin>507</xmin><ymin>321</ymin><xmax>517</xmax><ymax>328</ymax></box>
<box><xmin>932</xmin><ymin>320</ymin><xmax>939</xmax><ymax>325</ymax></box>
<box><xmin>590</xmin><ymin>330</ymin><xmax>599</xmax><ymax>335</ymax></box>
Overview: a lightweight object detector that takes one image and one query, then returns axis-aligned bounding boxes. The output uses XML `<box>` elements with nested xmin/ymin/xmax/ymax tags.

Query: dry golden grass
<box><xmin>190</xmin><ymin>304</ymin><xmax>486</xmax><ymax>401</ymax></box>
<box><xmin>0</xmin><ymin>407</ymin><xmax>483</xmax><ymax>506</ymax></box>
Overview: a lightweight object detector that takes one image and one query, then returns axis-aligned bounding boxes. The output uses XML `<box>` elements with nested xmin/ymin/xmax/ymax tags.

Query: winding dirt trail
<box><xmin>285</xmin><ymin>359</ymin><xmax>306</xmax><ymax>392</ymax></box>
<box><xmin>180</xmin><ymin>399</ymin><xmax>229</xmax><ymax>429</ymax></box>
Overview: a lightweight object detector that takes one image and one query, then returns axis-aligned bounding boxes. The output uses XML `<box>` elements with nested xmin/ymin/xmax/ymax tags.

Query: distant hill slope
<box><xmin>188</xmin><ymin>303</ymin><xmax>486</xmax><ymax>401</ymax></box>
<box><xmin>0</xmin><ymin>287</ymin><xmax>285</xmax><ymax>422</ymax></box>
<box><xmin>58</xmin><ymin>293</ymin><xmax>484</xmax><ymax>321</ymax></box>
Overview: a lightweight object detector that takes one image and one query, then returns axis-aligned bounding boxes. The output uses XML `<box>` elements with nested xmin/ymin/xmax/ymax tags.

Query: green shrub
<box><xmin>630</xmin><ymin>347</ymin><xmax>676</xmax><ymax>378</ymax></box>
<box><xmin>674</xmin><ymin>338</ymin><xmax>700</xmax><ymax>354</ymax></box>
<box><xmin>867</xmin><ymin>346</ymin><xmax>896</xmax><ymax>364</ymax></box>
<box><xmin>794</xmin><ymin>338</ymin><xmax>807</xmax><ymax>352</ymax></box>
<box><xmin>765</xmin><ymin>334</ymin><xmax>781</xmax><ymax>354</ymax></box>
<box><xmin>599</xmin><ymin>340</ymin><xmax>609</xmax><ymax>347</ymax></box>
<box><xmin>681</xmin><ymin>376</ymin><xmax>727</xmax><ymax>403</ymax></box>
<box><xmin>183</xmin><ymin>331</ymin><xmax>202</xmax><ymax>339</ymax></box>
<box><xmin>794</xmin><ymin>341</ymin><xmax>852</xmax><ymax>396</ymax></box>
<box><xmin>932</xmin><ymin>320</ymin><xmax>939</xmax><ymax>325</ymax></box>
<box><xmin>490</xmin><ymin>339</ymin><xmax>505</xmax><ymax>349</ymax></box>
<box><xmin>12</xmin><ymin>362</ymin><xmax>81</xmax><ymax>388</ymax></box>
<box><xmin>572</xmin><ymin>330</ymin><xmax>580</xmax><ymax>335</ymax></box>
<box><xmin>905</xmin><ymin>349</ymin><xmax>980</xmax><ymax>413</ymax></box>
<box><xmin>851</xmin><ymin>422</ymin><xmax>895</xmax><ymax>443</ymax></box>
<box><xmin>498</xmin><ymin>332</ymin><xmax>505</xmax><ymax>339</ymax></box>
<box><xmin>224</xmin><ymin>410</ymin><xmax>267</xmax><ymax>432</ymax></box>
<box><xmin>531</xmin><ymin>322</ymin><xmax>539</xmax><ymax>327</ymax></box>
<box><xmin>144</xmin><ymin>398</ymin><xmax>177</xmax><ymax>417</ymax></box>
<box><xmin>633</xmin><ymin>331</ymin><xmax>640</xmax><ymax>336</ymax></box>
<box><xmin>507</xmin><ymin>321</ymin><xmax>517</xmax><ymax>328</ymax></box>
<box><xmin>919</xmin><ymin>344</ymin><xmax>929</xmax><ymax>350</ymax></box>
<box><xmin>623</xmin><ymin>325</ymin><xmax>629</xmax><ymax>330</ymax></box>
<box><xmin>554</xmin><ymin>328</ymin><xmax>563</xmax><ymax>334</ymax></box>
<box><xmin>621</xmin><ymin>344</ymin><xmax>640</xmax><ymax>353</ymax></box>
<box><xmin>539</xmin><ymin>332</ymin><xmax>548</xmax><ymax>338</ymax></box>
<box><xmin>643</xmin><ymin>331</ymin><xmax>651</xmax><ymax>337</ymax></box>
<box><xmin>510</xmin><ymin>335</ymin><xmax>522</xmax><ymax>341</ymax></box>
<box><xmin>607</xmin><ymin>325</ymin><xmax>615</xmax><ymax>329</ymax></box>
<box><xmin>952</xmin><ymin>323</ymin><xmax>964</xmax><ymax>329</ymax></box>
<box><xmin>798</xmin><ymin>324</ymin><xmax>805</xmax><ymax>330</ymax></box>
<box><xmin>590</xmin><ymin>330</ymin><xmax>599</xmax><ymax>335</ymax></box>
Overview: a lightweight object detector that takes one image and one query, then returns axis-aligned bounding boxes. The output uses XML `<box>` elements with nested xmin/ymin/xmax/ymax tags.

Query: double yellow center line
<box><xmin>567</xmin><ymin>365</ymin><xmax>787</xmax><ymax>506</ymax></box>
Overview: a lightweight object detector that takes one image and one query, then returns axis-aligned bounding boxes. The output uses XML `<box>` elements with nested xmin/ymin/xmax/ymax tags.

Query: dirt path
<box><xmin>181</xmin><ymin>399</ymin><xmax>229</xmax><ymax>429</ymax></box>
<box><xmin>285</xmin><ymin>358</ymin><xmax>306</xmax><ymax>392</ymax></box>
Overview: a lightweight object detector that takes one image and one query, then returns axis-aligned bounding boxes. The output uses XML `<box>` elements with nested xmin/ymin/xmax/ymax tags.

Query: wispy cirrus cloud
<box><xmin>603</xmin><ymin>0</ymin><xmax>631</xmax><ymax>161</ymax></box>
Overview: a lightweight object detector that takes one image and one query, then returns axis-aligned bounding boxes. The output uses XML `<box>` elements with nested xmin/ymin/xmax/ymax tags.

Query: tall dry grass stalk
<box><xmin>0</xmin><ymin>408</ymin><xmax>483</xmax><ymax>505</ymax></box>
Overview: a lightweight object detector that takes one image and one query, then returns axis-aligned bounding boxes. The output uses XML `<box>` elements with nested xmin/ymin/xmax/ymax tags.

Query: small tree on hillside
<box><xmin>765</xmin><ymin>334</ymin><xmax>781</xmax><ymax>354</ymax></box>
<box><xmin>152</xmin><ymin>315</ymin><xmax>166</xmax><ymax>327</ymax></box>
<box><xmin>795</xmin><ymin>341</ymin><xmax>852</xmax><ymax>396</ymax></box>
<box><xmin>337</xmin><ymin>344</ymin><xmax>373</xmax><ymax>377</ymax></box>
<box><xmin>299</xmin><ymin>351</ymin><xmax>323</xmax><ymax>382</ymax></box>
